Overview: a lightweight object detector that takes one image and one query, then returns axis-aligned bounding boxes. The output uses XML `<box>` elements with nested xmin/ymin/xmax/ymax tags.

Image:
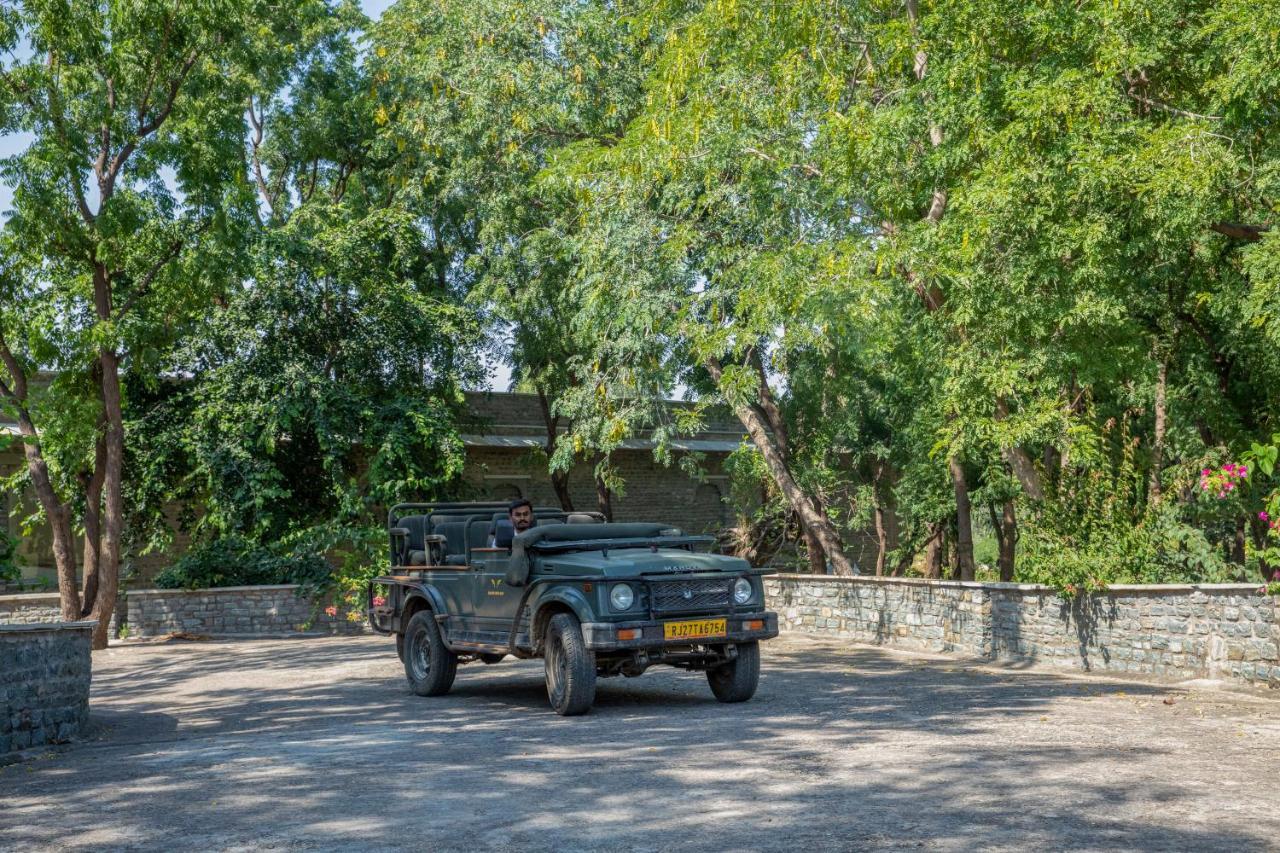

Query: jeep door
<box><xmin>471</xmin><ymin>549</ymin><xmax>521</xmax><ymax>638</ymax></box>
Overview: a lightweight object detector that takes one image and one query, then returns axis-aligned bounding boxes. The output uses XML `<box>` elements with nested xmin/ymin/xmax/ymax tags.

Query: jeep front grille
<box><xmin>650</xmin><ymin>578</ymin><xmax>731</xmax><ymax>612</ymax></box>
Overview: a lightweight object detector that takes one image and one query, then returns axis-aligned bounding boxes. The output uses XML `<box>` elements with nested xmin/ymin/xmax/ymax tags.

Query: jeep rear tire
<box><xmin>544</xmin><ymin>613</ymin><xmax>596</xmax><ymax>715</ymax></box>
<box><xmin>707</xmin><ymin>641</ymin><xmax>760</xmax><ymax>703</ymax></box>
<box><xmin>404</xmin><ymin>610</ymin><xmax>457</xmax><ymax>696</ymax></box>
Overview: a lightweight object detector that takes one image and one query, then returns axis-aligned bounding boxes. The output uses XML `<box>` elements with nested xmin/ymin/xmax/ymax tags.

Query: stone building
<box><xmin>1</xmin><ymin>391</ymin><xmax>748</xmax><ymax>587</ymax></box>
<box><xmin>459</xmin><ymin>391</ymin><xmax>745</xmax><ymax>529</ymax></box>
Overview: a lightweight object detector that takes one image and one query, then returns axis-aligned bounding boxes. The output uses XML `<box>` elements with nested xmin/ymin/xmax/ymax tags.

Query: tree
<box><xmin>0</xmin><ymin>0</ymin><xmax>332</xmax><ymax>646</ymax></box>
<box><xmin>132</xmin><ymin>2</ymin><xmax>480</xmax><ymax>555</ymax></box>
<box><xmin>530</xmin><ymin>0</ymin><xmax>891</xmax><ymax>574</ymax></box>
<box><xmin>370</xmin><ymin>0</ymin><xmax>655</xmax><ymax>512</ymax></box>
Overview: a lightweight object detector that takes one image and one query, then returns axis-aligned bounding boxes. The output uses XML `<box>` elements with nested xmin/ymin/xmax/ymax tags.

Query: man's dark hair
<box><xmin>508</xmin><ymin>497</ymin><xmax>533</xmax><ymax>515</ymax></box>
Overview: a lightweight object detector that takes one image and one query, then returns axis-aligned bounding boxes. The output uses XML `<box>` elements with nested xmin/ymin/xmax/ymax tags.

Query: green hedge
<box><xmin>153</xmin><ymin>537</ymin><xmax>331</xmax><ymax>590</ymax></box>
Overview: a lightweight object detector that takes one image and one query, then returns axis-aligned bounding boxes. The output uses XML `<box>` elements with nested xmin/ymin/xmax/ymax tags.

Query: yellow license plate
<box><xmin>663</xmin><ymin>618</ymin><xmax>727</xmax><ymax>640</ymax></box>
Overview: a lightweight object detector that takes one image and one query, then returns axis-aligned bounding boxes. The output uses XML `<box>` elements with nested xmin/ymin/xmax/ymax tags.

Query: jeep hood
<box><xmin>535</xmin><ymin>548</ymin><xmax>751</xmax><ymax>578</ymax></box>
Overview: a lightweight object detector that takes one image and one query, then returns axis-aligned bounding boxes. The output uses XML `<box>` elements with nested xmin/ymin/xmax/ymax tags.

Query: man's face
<box><xmin>510</xmin><ymin>504</ymin><xmax>534</xmax><ymax>532</ymax></box>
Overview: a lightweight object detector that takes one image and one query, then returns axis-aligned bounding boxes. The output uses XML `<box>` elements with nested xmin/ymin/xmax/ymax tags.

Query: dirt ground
<box><xmin>2</xmin><ymin>633</ymin><xmax>1279</xmax><ymax>852</ymax></box>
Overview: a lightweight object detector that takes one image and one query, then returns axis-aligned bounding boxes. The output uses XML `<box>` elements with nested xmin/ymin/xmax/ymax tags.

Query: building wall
<box><xmin>766</xmin><ymin>575</ymin><xmax>1280</xmax><ymax>687</ymax></box>
<box><xmin>462</xmin><ymin>390</ymin><xmax>745</xmax><ymax>438</ymax></box>
<box><xmin>461</xmin><ymin>446</ymin><xmax>732</xmax><ymax>533</ymax></box>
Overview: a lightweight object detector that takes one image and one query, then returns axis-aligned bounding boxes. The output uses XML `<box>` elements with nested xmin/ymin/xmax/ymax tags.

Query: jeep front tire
<box><xmin>544</xmin><ymin>613</ymin><xmax>596</xmax><ymax>715</ymax></box>
<box><xmin>707</xmin><ymin>641</ymin><xmax>760</xmax><ymax>703</ymax></box>
<box><xmin>403</xmin><ymin>610</ymin><xmax>458</xmax><ymax>696</ymax></box>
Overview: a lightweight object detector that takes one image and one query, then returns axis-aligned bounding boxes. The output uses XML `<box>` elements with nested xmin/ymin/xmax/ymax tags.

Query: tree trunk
<box><xmin>999</xmin><ymin>499</ymin><xmax>1016</xmax><ymax>582</ymax></box>
<box><xmin>945</xmin><ymin>526</ymin><xmax>959</xmax><ymax>580</ymax></box>
<box><xmin>995</xmin><ymin>398</ymin><xmax>1045</xmax><ymax>501</ymax></box>
<box><xmin>24</xmin><ymin>442</ymin><xmax>81</xmax><ymax>620</ymax></box>
<box><xmin>924</xmin><ymin>523</ymin><xmax>943</xmax><ymax>579</ymax></box>
<box><xmin>536</xmin><ymin>390</ymin><xmax>574</xmax><ymax>511</ymax></box>
<box><xmin>706</xmin><ymin>356</ymin><xmax>854</xmax><ymax>575</ymax></box>
<box><xmin>722</xmin><ymin>394</ymin><xmax>854</xmax><ymax>575</ymax></box>
<box><xmin>1149</xmin><ymin>357</ymin><xmax>1167</xmax><ymax>503</ymax></box>
<box><xmin>0</xmin><ymin>338</ymin><xmax>81</xmax><ymax>618</ymax></box>
<box><xmin>749</xmin><ymin>350</ymin><xmax>830</xmax><ymax>573</ymax></box>
<box><xmin>79</xmin><ymin>422</ymin><xmax>108</xmax><ymax>619</ymax></box>
<box><xmin>593</xmin><ymin>453</ymin><xmax>613</xmax><ymax>521</ymax></box>
<box><xmin>1231</xmin><ymin>518</ymin><xmax>1246</xmax><ymax>565</ymax></box>
<box><xmin>803</xmin><ymin>525</ymin><xmax>827</xmax><ymax>574</ymax></box>
<box><xmin>874</xmin><ymin>503</ymin><xmax>887</xmax><ymax>577</ymax></box>
<box><xmin>1250</xmin><ymin>516</ymin><xmax>1273</xmax><ymax>583</ymax></box>
<box><xmin>594</xmin><ymin>473</ymin><xmax>613</xmax><ymax>521</ymax></box>
<box><xmin>949</xmin><ymin>456</ymin><xmax>975</xmax><ymax>581</ymax></box>
<box><xmin>873</xmin><ymin>463</ymin><xmax>887</xmax><ymax>577</ymax></box>
<box><xmin>731</xmin><ymin>400</ymin><xmax>853</xmax><ymax>574</ymax></box>
<box><xmin>88</xmin><ymin>265</ymin><xmax>124</xmax><ymax>650</ymax></box>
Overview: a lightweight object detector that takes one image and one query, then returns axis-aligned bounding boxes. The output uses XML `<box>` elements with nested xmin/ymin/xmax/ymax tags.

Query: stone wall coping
<box><xmin>769</xmin><ymin>574</ymin><xmax>1272</xmax><ymax>596</ymax></box>
<box><xmin>0</xmin><ymin>619</ymin><xmax>97</xmax><ymax>634</ymax></box>
<box><xmin>126</xmin><ymin>584</ymin><xmax>303</xmax><ymax>597</ymax></box>
<box><xmin>0</xmin><ymin>591</ymin><xmax>63</xmax><ymax>604</ymax></box>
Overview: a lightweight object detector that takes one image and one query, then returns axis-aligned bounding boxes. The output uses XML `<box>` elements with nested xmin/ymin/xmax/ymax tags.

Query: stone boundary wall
<box><xmin>765</xmin><ymin>575</ymin><xmax>1280</xmax><ymax>688</ymax></box>
<box><xmin>0</xmin><ymin>592</ymin><xmax>62</xmax><ymax>625</ymax></box>
<box><xmin>1</xmin><ymin>621</ymin><xmax>93</xmax><ymax>760</ymax></box>
<box><xmin>0</xmin><ymin>592</ymin><xmax>123</xmax><ymax>637</ymax></box>
<box><xmin>126</xmin><ymin>585</ymin><xmax>364</xmax><ymax>638</ymax></box>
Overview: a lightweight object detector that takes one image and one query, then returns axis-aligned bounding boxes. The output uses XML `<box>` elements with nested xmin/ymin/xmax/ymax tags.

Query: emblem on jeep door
<box><xmin>681</xmin><ymin>586</ymin><xmax>693</xmax><ymax>600</ymax></box>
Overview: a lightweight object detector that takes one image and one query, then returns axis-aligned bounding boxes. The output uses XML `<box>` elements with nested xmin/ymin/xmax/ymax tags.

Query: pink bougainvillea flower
<box><xmin>372</xmin><ymin>595</ymin><xmax>387</xmax><ymax>607</ymax></box>
<box><xmin>1260</xmin><ymin>511</ymin><xmax>1270</xmax><ymax>522</ymax></box>
<box><xmin>324</xmin><ymin>605</ymin><xmax>338</xmax><ymax>617</ymax></box>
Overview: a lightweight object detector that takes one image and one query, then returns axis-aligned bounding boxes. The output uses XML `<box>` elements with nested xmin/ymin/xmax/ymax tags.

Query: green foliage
<box><xmin>519</xmin><ymin>0</ymin><xmax>1280</xmax><ymax>588</ymax></box>
<box><xmin>1018</xmin><ymin>418</ymin><xmax>1231</xmax><ymax>591</ymax></box>
<box><xmin>0</xmin><ymin>528</ymin><xmax>18</xmax><ymax>585</ymax></box>
<box><xmin>153</xmin><ymin>537</ymin><xmax>331</xmax><ymax>591</ymax></box>
<box><xmin>0</xmin><ymin>0</ymin><xmax>355</xmax><ymax>630</ymax></box>
<box><xmin>125</xmin><ymin>4</ymin><xmax>480</xmax><ymax>560</ymax></box>
<box><xmin>8</xmin><ymin>0</ymin><xmax>1280</xmax><ymax>598</ymax></box>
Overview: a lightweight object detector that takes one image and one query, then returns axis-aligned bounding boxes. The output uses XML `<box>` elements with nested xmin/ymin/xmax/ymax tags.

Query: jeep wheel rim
<box><xmin>547</xmin><ymin>638</ymin><xmax>566</xmax><ymax>702</ymax></box>
<box><xmin>411</xmin><ymin>630</ymin><xmax>431</xmax><ymax>680</ymax></box>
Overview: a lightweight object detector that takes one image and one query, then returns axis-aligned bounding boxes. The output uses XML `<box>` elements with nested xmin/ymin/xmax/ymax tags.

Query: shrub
<box><xmin>153</xmin><ymin>537</ymin><xmax>331</xmax><ymax>590</ymax></box>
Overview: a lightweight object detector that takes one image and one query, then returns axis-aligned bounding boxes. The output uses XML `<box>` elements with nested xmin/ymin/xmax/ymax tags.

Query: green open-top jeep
<box><xmin>368</xmin><ymin>501</ymin><xmax>779</xmax><ymax>715</ymax></box>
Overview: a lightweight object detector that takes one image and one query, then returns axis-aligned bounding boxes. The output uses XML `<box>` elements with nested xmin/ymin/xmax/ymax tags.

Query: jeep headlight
<box><xmin>610</xmin><ymin>583</ymin><xmax>635</xmax><ymax>611</ymax></box>
<box><xmin>733</xmin><ymin>577</ymin><xmax>753</xmax><ymax>605</ymax></box>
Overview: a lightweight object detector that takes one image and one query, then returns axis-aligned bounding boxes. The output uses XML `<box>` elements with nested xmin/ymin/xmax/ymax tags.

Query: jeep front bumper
<box><xmin>579</xmin><ymin>611</ymin><xmax>779</xmax><ymax>652</ymax></box>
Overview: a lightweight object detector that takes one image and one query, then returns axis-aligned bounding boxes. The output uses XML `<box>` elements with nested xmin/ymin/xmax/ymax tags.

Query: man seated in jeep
<box><xmin>489</xmin><ymin>497</ymin><xmax>534</xmax><ymax>546</ymax></box>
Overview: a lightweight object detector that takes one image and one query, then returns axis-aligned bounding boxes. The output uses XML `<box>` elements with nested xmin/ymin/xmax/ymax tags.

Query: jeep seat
<box><xmin>397</xmin><ymin>514</ymin><xmax>431</xmax><ymax>565</ymax></box>
<box><xmin>434</xmin><ymin>521</ymin><xmax>468</xmax><ymax>565</ymax></box>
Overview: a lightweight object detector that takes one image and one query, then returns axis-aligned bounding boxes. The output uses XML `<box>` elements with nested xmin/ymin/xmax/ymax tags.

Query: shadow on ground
<box><xmin>1</xmin><ymin>635</ymin><xmax>1276</xmax><ymax>852</ymax></box>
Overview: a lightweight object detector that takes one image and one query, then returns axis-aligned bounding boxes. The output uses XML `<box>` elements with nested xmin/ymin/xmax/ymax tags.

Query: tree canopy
<box><xmin>4</xmin><ymin>0</ymin><xmax>1280</xmax><ymax>631</ymax></box>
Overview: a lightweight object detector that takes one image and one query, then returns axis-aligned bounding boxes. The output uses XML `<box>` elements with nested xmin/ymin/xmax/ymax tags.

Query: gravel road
<box><xmin>3</xmin><ymin>634</ymin><xmax>1278</xmax><ymax>852</ymax></box>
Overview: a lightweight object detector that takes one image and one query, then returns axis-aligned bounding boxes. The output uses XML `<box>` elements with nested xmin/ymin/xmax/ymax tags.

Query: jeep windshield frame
<box><xmin>526</xmin><ymin>535</ymin><xmax>718</xmax><ymax>555</ymax></box>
